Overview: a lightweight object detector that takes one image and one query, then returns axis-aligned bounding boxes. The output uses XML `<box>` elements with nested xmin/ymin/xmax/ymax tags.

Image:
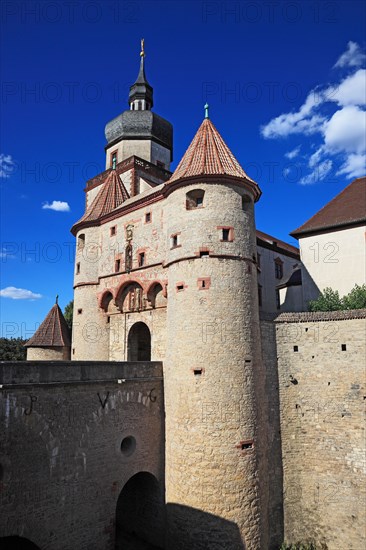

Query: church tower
<box><xmin>164</xmin><ymin>107</ymin><xmax>269</xmax><ymax>549</ymax></box>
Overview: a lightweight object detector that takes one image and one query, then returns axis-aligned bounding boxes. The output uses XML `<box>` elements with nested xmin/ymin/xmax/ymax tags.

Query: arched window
<box><xmin>147</xmin><ymin>283</ymin><xmax>167</xmax><ymax>308</ymax></box>
<box><xmin>77</xmin><ymin>233</ymin><xmax>85</xmax><ymax>250</ymax></box>
<box><xmin>186</xmin><ymin>189</ymin><xmax>205</xmax><ymax>209</ymax></box>
<box><xmin>116</xmin><ymin>282</ymin><xmax>143</xmax><ymax>313</ymax></box>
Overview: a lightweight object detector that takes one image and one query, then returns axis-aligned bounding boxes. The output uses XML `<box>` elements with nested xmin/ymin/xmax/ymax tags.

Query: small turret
<box><xmin>128</xmin><ymin>38</ymin><xmax>153</xmax><ymax>111</ymax></box>
<box><xmin>25</xmin><ymin>298</ymin><xmax>71</xmax><ymax>360</ymax></box>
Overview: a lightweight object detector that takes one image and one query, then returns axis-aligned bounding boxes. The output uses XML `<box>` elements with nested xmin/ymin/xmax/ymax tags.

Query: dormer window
<box><xmin>186</xmin><ymin>189</ymin><xmax>205</xmax><ymax>210</ymax></box>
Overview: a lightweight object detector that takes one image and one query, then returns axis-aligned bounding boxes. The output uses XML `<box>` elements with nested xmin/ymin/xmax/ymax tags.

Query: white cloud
<box><xmin>327</xmin><ymin>69</ymin><xmax>366</xmax><ymax>107</ymax></box>
<box><xmin>261</xmin><ymin>41</ymin><xmax>366</xmax><ymax>184</ymax></box>
<box><xmin>334</xmin><ymin>41</ymin><xmax>366</xmax><ymax>69</ymax></box>
<box><xmin>285</xmin><ymin>146</ymin><xmax>301</xmax><ymax>159</ymax></box>
<box><xmin>261</xmin><ymin>93</ymin><xmax>326</xmax><ymax>138</ymax></box>
<box><xmin>337</xmin><ymin>153</ymin><xmax>366</xmax><ymax>179</ymax></box>
<box><xmin>42</xmin><ymin>200</ymin><xmax>70</xmax><ymax>212</ymax></box>
<box><xmin>324</xmin><ymin>105</ymin><xmax>366</xmax><ymax>154</ymax></box>
<box><xmin>0</xmin><ymin>286</ymin><xmax>42</xmax><ymax>300</ymax></box>
<box><xmin>0</xmin><ymin>153</ymin><xmax>16</xmax><ymax>178</ymax></box>
<box><xmin>300</xmin><ymin>160</ymin><xmax>333</xmax><ymax>185</ymax></box>
<box><xmin>0</xmin><ymin>248</ymin><xmax>16</xmax><ymax>260</ymax></box>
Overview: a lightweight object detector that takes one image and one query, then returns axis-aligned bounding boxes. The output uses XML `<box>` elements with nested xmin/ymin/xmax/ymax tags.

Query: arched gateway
<box><xmin>115</xmin><ymin>472</ymin><xmax>165</xmax><ymax>549</ymax></box>
<box><xmin>127</xmin><ymin>322</ymin><xmax>151</xmax><ymax>361</ymax></box>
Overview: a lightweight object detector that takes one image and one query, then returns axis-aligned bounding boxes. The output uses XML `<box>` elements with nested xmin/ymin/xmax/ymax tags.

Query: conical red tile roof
<box><xmin>168</xmin><ymin>118</ymin><xmax>256</xmax><ymax>184</ymax></box>
<box><xmin>25</xmin><ymin>304</ymin><xmax>71</xmax><ymax>348</ymax></box>
<box><xmin>77</xmin><ymin>170</ymin><xmax>130</xmax><ymax>224</ymax></box>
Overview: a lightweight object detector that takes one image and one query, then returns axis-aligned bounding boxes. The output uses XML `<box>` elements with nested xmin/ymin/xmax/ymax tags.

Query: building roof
<box><xmin>73</xmin><ymin>170</ymin><xmax>130</xmax><ymax>229</ymax></box>
<box><xmin>291</xmin><ymin>176</ymin><xmax>366</xmax><ymax>238</ymax></box>
<box><xmin>256</xmin><ymin>229</ymin><xmax>300</xmax><ymax>258</ymax></box>
<box><xmin>25</xmin><ymin>303</ymin><xmax>71</xmax><ymax>348</ymax></box>
<box><xmin>167</xmin><ymin>117</ymin><xmax>257</xmax><ymax>186</ymax></box>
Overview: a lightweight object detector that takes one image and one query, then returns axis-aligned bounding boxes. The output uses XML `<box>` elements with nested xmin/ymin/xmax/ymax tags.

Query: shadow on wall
<box><xmin>166</xmin><ymin>504</ymin><xmax>246</xmax><ymax>550</ymax></box>
<box><xmin>115</xmin><ymin>472</ymin><xmax>246</xmax><ymax>549</ymax></box>
<box><xmin>0</xmin><ymin>537</ymin><xmax>41</xmax><ymax>550</ymax></box>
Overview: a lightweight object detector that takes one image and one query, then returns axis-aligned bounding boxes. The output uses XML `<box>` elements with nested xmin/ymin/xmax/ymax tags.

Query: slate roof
<box><xmin>291</xmin><ymin>176</ymin><xmax>366</xmax><ymax>238</ymax></box>
<box><xmin>256</xmin><ymin>230</ymin><xmax>300</xmax><ymax>257</ymax></box>
<box><xmin>75</xmin><ymin>170</ymin><xmax>130</xmax><ymax>226</ymax></box>
<box><xmin>25</xmin><ymin>304</ymin><xmax>71</xmax><ymax>348</ymax></box>
<box><xmin>167</xmin><ymin>118</ymin><xmax>257</xmax><ymax>185</ymax></box>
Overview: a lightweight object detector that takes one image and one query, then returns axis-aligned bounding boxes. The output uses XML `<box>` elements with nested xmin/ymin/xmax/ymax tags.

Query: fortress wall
<box><xmin>260</xmin><ymin>318</ymin><xmax>284</xmax><ymax>549</ymax></box>
<box><xmin>0</xmin><ymin>361</ymin><xmax>164</xmax><ymax>550</ymax></box>
<box><xmin>275</xmin><ymin>311</ymin><xmax>366</xmax><ymax>550</ymax></box>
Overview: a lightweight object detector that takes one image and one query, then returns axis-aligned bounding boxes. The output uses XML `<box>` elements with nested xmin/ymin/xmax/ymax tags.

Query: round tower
<box><xmin>164</xmin><ymin>112</ymin><xmax>268</xmax><ymax>549</ymax></box>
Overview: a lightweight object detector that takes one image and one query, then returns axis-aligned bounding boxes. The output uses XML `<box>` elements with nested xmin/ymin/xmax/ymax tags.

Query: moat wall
<box><xmin>0</xmin><ymin>361</ymin><xmax>165</xmax><ymax>550</ymax></box>
<box><xmin>274</xmin><ymin>311</ymin><xmax>366</xmax><ymax>550</ymax></box>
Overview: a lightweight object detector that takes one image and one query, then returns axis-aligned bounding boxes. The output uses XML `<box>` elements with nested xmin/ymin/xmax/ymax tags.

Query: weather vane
<box><xmin>140</xmin><ymin>38</ymin><xmax>145</xmax><ymax>57</ymax></box>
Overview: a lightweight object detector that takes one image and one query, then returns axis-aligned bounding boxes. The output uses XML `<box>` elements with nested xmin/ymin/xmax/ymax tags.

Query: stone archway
<box><xmin>115</xmin><ymin>472</ymin><xmax>165</xmax><ymax>549</ymax></box>
<box><xmin>127</xmin><ymin>322</ymin><xmax>151</xmax><ymax>361</ymax></box>
<box><xmin>0</xmin><ymin>537</ymin><xmax>41</xmax><ymax>549</ymax></box>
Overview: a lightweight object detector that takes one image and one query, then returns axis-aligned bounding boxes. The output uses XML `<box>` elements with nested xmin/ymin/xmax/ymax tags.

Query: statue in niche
<box><xmin>125</xmin><ymin>244</ymin><xmax>133</xmax><ymax>273</ymax></box>
<box><xmin>126</xmin><ymin>224</ymin><xmax>134</xmax><ymax>242</ymax></box>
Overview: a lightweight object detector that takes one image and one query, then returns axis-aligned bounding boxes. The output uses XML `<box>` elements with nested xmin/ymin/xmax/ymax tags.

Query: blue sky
<box><xmin>0</xmin><ymin>0</ymin><xmax>365</xmax><ymax>337</ymax></box>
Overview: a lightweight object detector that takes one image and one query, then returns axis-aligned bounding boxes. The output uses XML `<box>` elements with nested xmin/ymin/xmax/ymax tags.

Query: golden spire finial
<box><xmin>140</xmin><ymin>38</ymin><xmax>145</xmax><ymax>57</ymax></box>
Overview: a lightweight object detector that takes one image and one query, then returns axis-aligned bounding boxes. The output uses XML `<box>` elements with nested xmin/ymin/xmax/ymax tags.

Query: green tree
<box><xmin>0</xmin><ymin>337</ymin><xmax>27</xmax><ymax>361</ymax></box>
<box><xmin>308</xmin><ymin>287</ymin><xmax>342</xmax><ymax>312</ymax></box>
<box><xmin>342</xmin><ymin>284</ymin><xmax>366</xmax><ymax>310</ymax></box>
<box><xmin>64</xmin><ymin>299</ymin><xmax>74</xmax><ymax>330</ymax></box>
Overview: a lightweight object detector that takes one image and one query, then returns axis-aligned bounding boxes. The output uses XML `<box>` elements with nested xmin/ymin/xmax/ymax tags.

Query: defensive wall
<box><xmin>0</xmin><ymin>361</ymin><xmax>165</xmax><ymax>550</ymax></box>
<box><xmin>264</xmin><ymin>310</ymin><xmax>366</xmax><ymax>550</ymax></box>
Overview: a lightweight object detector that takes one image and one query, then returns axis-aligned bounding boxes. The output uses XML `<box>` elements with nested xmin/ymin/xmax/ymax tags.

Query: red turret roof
<box><xmin>25</xmin><ymin>303</ymin><xmax>71</xmax><ymax>348</ymax></box>
<box><xmin>167</xmin><ymin>118</ymin><xmax>257</xmax><ymax>186</ymax></box>
<box><xmin>75</xmin><ymin>169</ymin><xmax>130</xmax><ymax>226</ymax></box>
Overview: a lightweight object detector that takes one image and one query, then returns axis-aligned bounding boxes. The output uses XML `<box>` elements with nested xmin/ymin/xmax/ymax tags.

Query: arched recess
<box><xmin>99</xmin><ymin>291</ymin><xmax>116</xmax><ymax>313</ymax></box>
<box><xmin>115</xmin><ymin>472</ymin><xmax>165</xmax><ymax>549</ymax></box>
<box><xmin>0</xmin><ymin>537</ymin><xmax>41</xmax><ymax>549</ymax></box>
<box><xmin>116</xmin><ymin>282</ymin><xmax>144</xmax><ymax>313</ymax></box>
<box><xmin>147</xmin><ymin>283</ymin><xmax>167</xmax><ymax>309</ymax></box>
<box><xmin>127</xmin><ymin>322</ymin><xmax>151</xmax><ymax>361</ymax></box>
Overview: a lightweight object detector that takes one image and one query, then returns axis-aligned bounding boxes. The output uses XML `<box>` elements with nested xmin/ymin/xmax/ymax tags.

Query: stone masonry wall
<box><xmin>275</xmin><ymin>311</ymin><xmax>366</xmax><ymax>550</ymax></box>
<box><xmin>0</xmin><ymin>361</ymin><xmax>164</xmax><ymax>550</ymax></box>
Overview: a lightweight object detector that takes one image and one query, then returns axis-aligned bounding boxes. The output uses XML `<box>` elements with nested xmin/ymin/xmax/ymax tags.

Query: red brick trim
<box><xmin>197</xmin><ymin>277</ymin><xmax>211</xmax><ymax>290</ymax></box>
<box><xmin>195</xmin><ymin>247</ymin><xmax>211</xmax><ymax>257</ymax></box>
<box><xmin>176</xmin><ymin>281</ymin><xmax>187</xmax><ymax>292</ymax></box>
<box><xmin>217</xmin><ymin>226</ymin><xmax>234</xmax><ymax>242</ymax></box>
<box><xmin>236</xmin><ymin>439</ymin><xmax>254</xmax><ymax>453</ymax></box>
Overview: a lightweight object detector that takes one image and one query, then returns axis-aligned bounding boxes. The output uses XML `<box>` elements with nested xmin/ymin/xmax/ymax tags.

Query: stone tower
<box><xmin>164</xmin><ymin>110</ymin><xmax>269</xmax><ymax>549</ymax></box>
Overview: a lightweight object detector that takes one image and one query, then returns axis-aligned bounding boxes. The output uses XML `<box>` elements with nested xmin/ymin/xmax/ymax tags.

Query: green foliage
<box><xmin>342</xmin><ymin>284</ymin><xmax>366</xmax><ymax>310</ymax></box>
<box><xmin>64</xmin><ymin>299</ymin><xmax>74</xmax><ymax>330</ymax></box>
<box><xmin>308</xmin><ymin>287</ymin><xmax>342</xmax><ymax>311</ymax></box>
<box><xmin>0</xmin><ymin>337</ymin><xmax>27</xmax><ymax>361</ymax></box>
<box><xmin>308</xmin><ymin>284</ymin><xmax>366</xmax><ymax>312</ymax></box>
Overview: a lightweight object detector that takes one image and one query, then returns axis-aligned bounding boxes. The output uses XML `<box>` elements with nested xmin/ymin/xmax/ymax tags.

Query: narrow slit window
<box><xmin>145</xmin><ymin>212</ymin><xmax>151</xmax><ymax>223</ymax></box>
<box><xmin>115</xmin><ymin>259</ymin><xmax>121</xmax><ymax>272</ymax></box>
<box><xmin>76</xmin><ymin>262</ymin><xmax>80</xmax><ymax>274</ymax></box>
<box><xmin>110</xmin><ymin>226</ymin><xmax>117</xmax><ymax>237</ymax></box>
<box><xmin>138</xmin><ymin>252</ymin><xmax>145</xmax><ymax>267</ymax></box>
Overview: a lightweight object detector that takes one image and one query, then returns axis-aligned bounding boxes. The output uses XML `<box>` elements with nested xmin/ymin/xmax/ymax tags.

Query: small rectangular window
<box><xmin>222</xmin><ymin>228</ymin><xmax>230</xmax><ymax>241</ymax></box>
<box><xmin>293</xmin><ymin>346</ymin><xmax>298</xmax><ymax>352</ymax></box>
<box><xmin>275</xmin><ymin>260</ymin><xmax>283</xmax><ymax>279</ymax></box>
<box><xmin>171</xmin><ymin>234</ymin><xmax>179</xmax><ymax>248</ymax></box>
<box><xmin>275</xmin><ymin>289</ymin><xmax>280</xmax><ymax>310</ymax></box>
<box><xmin>110</xmin><ymin>226</ymin><xmax>117</xmax><ymax>236</ymax></box>
<box><xmin>138</xmin><ymin>252</ymin><xmax>145</xmax><ymax>267</ymax></box>
<box><xmin>258</xmin><ymin>285</ymin><xmax>262</xmax><ymax>307</ymax></box>
<box><xmin>145</xmin><ymin>212</ymin><xmax>151</xmax><ymax>223</ymax></box>
<box><xmin>77</xmin><ymin>308</ymin><xmax>82</xmax><ymax>315</ymax></box>
<box><xmin>341</xmin><ymin>344</ymin><xmax>347</xmax><ymax>351</ymax></box>
<box><xmin>76</xmin><ymin>262</ymin><xmax>80</xmax><ymax>274</ymax></box>
<box><xmin>115</xmin><ymin>259</ymin><xmax>121</xmax><ymax>272</ymax></box>
<box><xmin>176</xmin><ymin>284</ymin><xmax>184</xmax><ymax>291</ymax></box>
